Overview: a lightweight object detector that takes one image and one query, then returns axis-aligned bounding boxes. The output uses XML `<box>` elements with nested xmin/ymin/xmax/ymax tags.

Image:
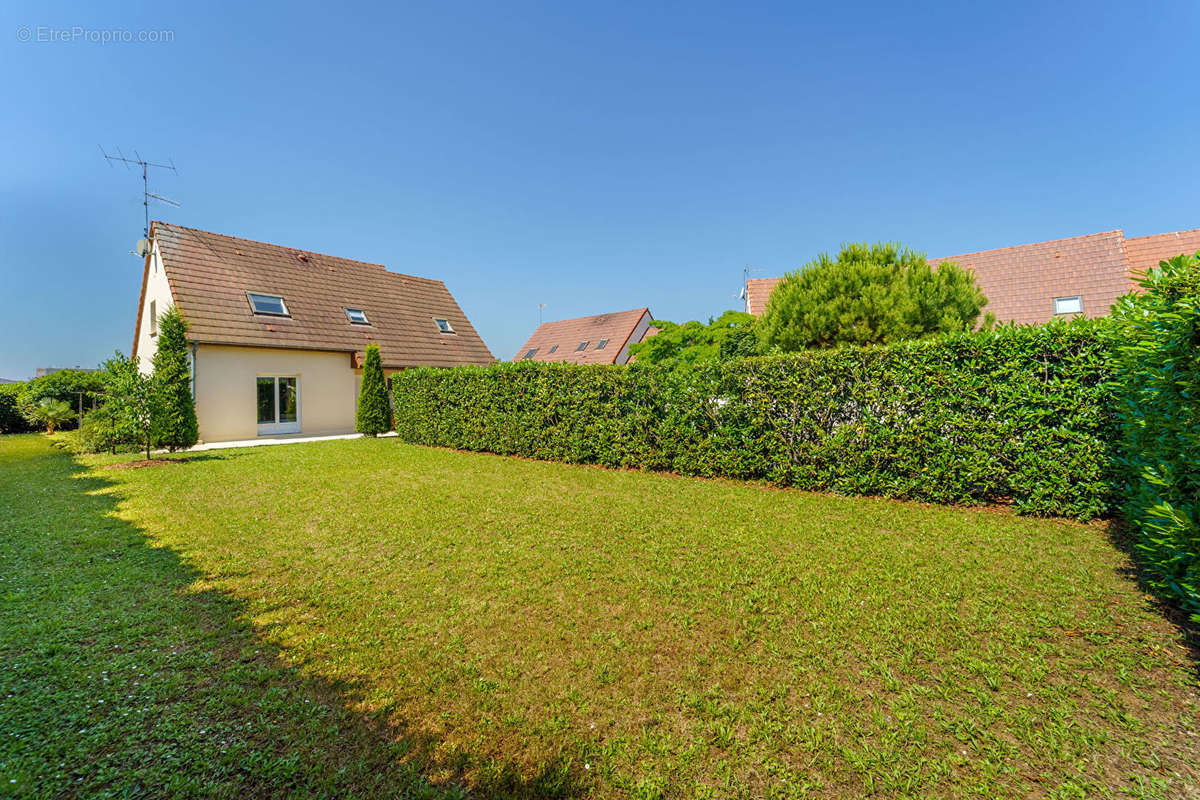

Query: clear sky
<box><xmin>2</xmin><ymin>0</ymin><xmax>1197</xmax><ymax>378</ymax></box>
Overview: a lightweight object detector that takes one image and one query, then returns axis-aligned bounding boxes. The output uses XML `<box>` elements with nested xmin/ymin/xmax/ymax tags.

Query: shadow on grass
<box><xmin>1103</xmin><ymin>518</ymin><xmax>1200</xmax><ymax>676</ymax></box>
<box><xmin>0</xmin><ymin>438</ymin><xmax>588</xmax><ymax>799</ymax></box>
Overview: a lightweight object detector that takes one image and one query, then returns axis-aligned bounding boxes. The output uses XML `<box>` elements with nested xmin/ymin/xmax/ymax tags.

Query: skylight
<box><xmin>575</xmin><ymin>341</ymin><xmax>589</xmax><ymax>351</ymax></box>
<box><xmin>434</xmin><ymin>318</ymin><xmax>455</xmax><ymax>334</ymax></box>
<box><xmin>523</xmin><ymin>348</ymin><xmax>538</xmax><ymax>360</ymax></box>
<box><xmin>344</xmin><ymin>307</ymin><xmax>370</xmax><ymax>325</ymax></box>
<box><xmin>247</xmin><ymin>292</ymin><xmax>289</xmax><ymax>317</ymax></box>
<box><xmin>548</xmin><ymin>344</ymin><xmax>558</xmax><ymax>354</ymax></box>
<box><xmin>1053</xmin><ymin>296</ymin><xmax>1083</xmax><ymax>315</ymax></box>
<box><xmin>596</xmin><ymin>339</ymin><xmax>609</xmax><ymax>350</ymax></box>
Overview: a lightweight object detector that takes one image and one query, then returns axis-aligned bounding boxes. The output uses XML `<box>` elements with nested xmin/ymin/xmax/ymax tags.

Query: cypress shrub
<box><xmin>1110</xmin><ymin>252</ymin><xmax>1200</xmax><ymax>619</ymax></box>
<box><xmin>392</xmin><ymin>320</ymin><xmax>1116</xmax><ymax>519</ymax></box>
<box><xmin>152</xmin><ymin>308</ymin><xmax>199</xmax><ymax>450</ymax></box>
<box><xmin>355</xmin><ymin>344</ymin><xmax>392</xmax><ymax>436</ymax></box>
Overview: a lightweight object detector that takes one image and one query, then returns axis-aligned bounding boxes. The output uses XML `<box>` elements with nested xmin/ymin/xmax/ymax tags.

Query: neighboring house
<box><xmin>745</xmin><ymin>227</ymin><xmax>1200</xmax><ymax>323</ymax></box>
<box><xmin>514</xmin><ymin>308</ymin><xmax>655</xmax><ymax>365</ymax></box>
<box><xmin>0</xmin><ymin>378</ymin><xmax>19</xmax><ymax>385</ymax></box>
<box><xmin>132</xmin><ymin>221</ymin><xmax>494</xmax><ymax>443</ymax></box>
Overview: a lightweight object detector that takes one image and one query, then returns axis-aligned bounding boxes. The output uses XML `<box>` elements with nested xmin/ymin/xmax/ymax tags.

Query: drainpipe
<box><xmin>190</xmin><ymin>342</ymin><xmax>197</xmax><ymax>397</ymax></box>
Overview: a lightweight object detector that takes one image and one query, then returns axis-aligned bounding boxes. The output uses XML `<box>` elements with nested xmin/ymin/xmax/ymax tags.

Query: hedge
<box><xmin>0</xmin><ymin>382</ymin><xmax>35</xmax><ymax>434</ymax></box>
<box><xmin>393</xmin><ymin>320</ymin><xmax>1116</xmax><ymax>519</ymax></box>
<box><xmin>1110</xmin><ymin>252</ymin><xmax>1200</xmax><ymax>619</ymax></box>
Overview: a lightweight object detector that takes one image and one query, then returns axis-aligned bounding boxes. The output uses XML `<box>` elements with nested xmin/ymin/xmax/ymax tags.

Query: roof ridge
<box><xmin>934</xmin><ymin>228</ymin><xmax>1125</xmax><ymax>262</ymax></box>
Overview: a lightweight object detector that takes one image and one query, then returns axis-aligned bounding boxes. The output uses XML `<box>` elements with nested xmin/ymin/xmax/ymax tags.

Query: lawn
<box><xmin>1</xmin><ymin>434</ymin><xmax>1197</xmax><ymax>798</ymax></box>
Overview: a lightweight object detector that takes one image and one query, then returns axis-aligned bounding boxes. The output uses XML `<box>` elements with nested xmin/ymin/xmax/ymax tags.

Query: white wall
<box><xmin>133</xmin><ymin>239</ymin><xmax>176</xmax><ymax>374</ymax></box>
<box><xmin>193</xmin><ymin>345</ymin><xmax>361</xmax><ymax>443</ymax></box>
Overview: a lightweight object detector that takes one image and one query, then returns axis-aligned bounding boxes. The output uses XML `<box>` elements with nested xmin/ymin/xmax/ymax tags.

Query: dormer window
<box><xmin>344</xmin><ymin>307</ymin><xmax>370</xmax><ymax>325</ymax></box>
<box><xmin>247</xmin><ymin>292</ymin><xmax>289</xmax><ymax>317</ymax></box>
<box><xmin>434</xmin><ymin>318</ymin><xmax>455</xmax><ymax>334</ymax></box>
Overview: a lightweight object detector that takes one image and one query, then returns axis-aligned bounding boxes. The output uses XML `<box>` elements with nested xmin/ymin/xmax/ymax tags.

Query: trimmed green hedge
<box><xmin>1110</xmin><ymin>253</ymin><xmax>1200</xmax><ymax>619</ymax></box>
<box><xmin>393</xmin><ymin>320</ymin><xmax>1116</xmax><ymax>519</ymax></box>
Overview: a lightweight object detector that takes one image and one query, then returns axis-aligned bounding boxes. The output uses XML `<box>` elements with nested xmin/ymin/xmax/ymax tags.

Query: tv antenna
<box><xmin>100</xmin><ymin>146</ymin><xmax>179</xmax><ymax>239</ymax></box>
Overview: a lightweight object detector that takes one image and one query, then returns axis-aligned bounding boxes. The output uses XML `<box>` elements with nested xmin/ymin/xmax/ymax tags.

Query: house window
<box><xmin>548</xmin><ymin>344</ymin><xmax>558</xmax><ymax>354</ymax></box>
<box><xmin>576</xmin><ymin>341</ymin><xmax>589</xmax><ymax>351</ymax></box>
<box><xmin>248</xmin><ymin>292</ymin><xmax>289</xmax><ymax>317</ymax></box>
<box><xmin>523</xmin><ymin>348</ymin><xmax>538</xmax><ymax>360</ymax></box>
<box><xmin>434</xmin><ymin>318</ymin><xmax>455</xmax><ymax>334</ymax></box>
<box><xmin>256</xmin><ymin>376</ymin><xmax>299</xmax><ymax>435</ymax></box>
<box><xmin>1053</xmin><ymin>296</ymin><xmax>1083</xmax><ymax>315</ymax></box>
<box><xmin>596</xmin><ymin>338</ymin><xmax>609</xmax><ymax>350</ymax></box>
<box><xmin>344</xmin><ymin>307</ymin><xmax>370</xmax><ymax>325</ymax></box>
<box><xmin>149</xmin><ymin>300</ymin><xmax>157</xmax><ymax>336</ymax></box>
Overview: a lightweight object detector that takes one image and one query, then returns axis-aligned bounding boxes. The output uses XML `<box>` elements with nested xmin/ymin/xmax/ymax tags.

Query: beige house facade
<box><xmin>132</xmin><ymin>222</ymin><xmax>494</xmax><ymax>444</ymax></box>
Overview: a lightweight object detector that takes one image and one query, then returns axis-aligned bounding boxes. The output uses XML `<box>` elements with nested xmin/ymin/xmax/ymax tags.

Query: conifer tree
<box><xmin>355</xmin><ymin>344</ymin><xmax>391</xmax><ymax>436</ymax></box>
<box><xmin>152</xmin><ymin>307</ymin><xmax>199</xmax><ymax>450</ymax></box>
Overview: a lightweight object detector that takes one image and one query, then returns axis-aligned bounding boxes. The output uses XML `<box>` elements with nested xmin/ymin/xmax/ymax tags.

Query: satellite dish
<box><xmin>135</xmin><ymin>238</ymin><xmax>152</xmax><ymax>257</ymax></box>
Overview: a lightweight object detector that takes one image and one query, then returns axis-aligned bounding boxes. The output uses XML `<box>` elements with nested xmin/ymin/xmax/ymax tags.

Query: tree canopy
<box><xmin>628</xmin><ymin>311</ymin><xmax>760</xmax><ymax>366</ymax></box>
<box><xmin>758</xmin><ymin>242</ymin><xmax>992</xmax><ymax>350</ymax></box>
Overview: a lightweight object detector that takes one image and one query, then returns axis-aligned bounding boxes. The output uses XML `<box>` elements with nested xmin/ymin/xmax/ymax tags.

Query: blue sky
<box><xmin>2</xmin><ymin>0</ymin><xmax>1197</xmax><ymax>378</ymax></box>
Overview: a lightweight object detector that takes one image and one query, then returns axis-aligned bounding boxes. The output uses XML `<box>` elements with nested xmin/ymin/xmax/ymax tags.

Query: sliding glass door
<box><xmin>256</xmin><ymin>376</ymin><xmax>300</xmax><ymax>435</ymax></box>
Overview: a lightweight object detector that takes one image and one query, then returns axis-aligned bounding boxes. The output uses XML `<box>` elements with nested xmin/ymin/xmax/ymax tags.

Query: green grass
<box><xmin>1</xmin><ymin>434</ymin><xmax>1197</xmax><ymax>798</ymax></box>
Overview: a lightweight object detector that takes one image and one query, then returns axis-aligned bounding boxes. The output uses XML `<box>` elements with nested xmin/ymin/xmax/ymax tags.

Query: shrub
<box><xmin>0</xmin><ymin>383</ymin><xmax>34</xmax><ymax>434</ymax></box>
<box><xmin>759</xmin><ymin>242</ymin><xmax>993</xmax><ymax>350</ymax></box>
<box><xmin>629</xmin><ymin>311</ymin><xmax>760</xmax><ymax>366</ymax></box>
<box><xmin>151</xmin><ymin>308</ymin><xmax>198</xmax><ymax>450</ymax></box>
<box><xmin>17</xmin><ymin>369</ymin><xmax>104</xmax><ymax>430</ymax></box>
<box><xmin>101</xmin><ymin>352</ymin><xmax>159</xmax><ymax>460</ymax></box>
<box><xmin>393</xmin><ymin>320</ymin><xmax>1115</xmax><ymax>519</ymax></box>
<box><xmin>355</xmin><ymin>344</ymin><xmax>392</xmax><ymax>436</ymax></box>
<box><xmin>79</xmin><ymin>404</ymin><xmax>140</xmax><ymax>454</ymax></box>
<box><xmin>1109</xmin><ymin>252</ymin><xmax>1200</xmax><ymax>619</ymax></box>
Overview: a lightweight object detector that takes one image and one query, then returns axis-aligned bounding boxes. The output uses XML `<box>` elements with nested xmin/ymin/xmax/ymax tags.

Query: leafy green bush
<box><xmin>629</xmin><ymin>311</ymin><xmax>760</xmax><ymax>366</ymax></box>
<box><xmin>0</xmin><ymin>383</ymin><xmax>34</xmax><ymax>434</ymax></box>
<box><xmin>78</xmin><ymin>404</ymin><xmax>140</xmax><ymax>454</ymax></box>
<box><xmin>17</xmin><ymin>369</ymin><xmax>104</xmax><ymax>431</ymax></box>
<box><xmin>355</xmin><ymin>344</ymin><xmax>392</xmax><ymax>436</ymax></box>
<box><xmin>1109</xmin><ymin>252</ymin><xmax>1200</xmax><ymax>619</ymax></box>
<box><xmin>393</xmin><ymin>320</ymin><xmax>1115</xmax><ymax>519</ymax></box>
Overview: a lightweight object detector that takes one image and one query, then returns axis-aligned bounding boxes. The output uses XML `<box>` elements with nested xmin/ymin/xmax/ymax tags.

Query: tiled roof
<box><xmin>1124</xmin><ymin>228</ymin><xmax>1200</xmax><ymax>276</ymax></box>
<box><xmin>138</xmin><ymin>222</ymin><xmax>494</xmax><ymax>368</ymax></box>
<box><xmin>928</xmin><ymin>230</ymin><xmax>1132</xmax><ymax>324</ymax></box>
<box><xmin>745</xmin><ymin>227</ymin><xmax>1200</xmax><ymax>324</ymax></box>
<box><xmin>514</xmin><ymin>308</ymin><xmax>651</xmax><ymax>364</ymax></box>
<box><xmin>746</xmin><ymin>278</ymin><xmax>782</xmax><ymax>316</ymax></box>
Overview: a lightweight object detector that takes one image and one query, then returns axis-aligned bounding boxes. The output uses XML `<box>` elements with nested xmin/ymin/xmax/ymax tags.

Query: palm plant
<box><xmin>29</xmin><ymin>398</ymin><xmax>74</xmax><ymax>434</ymax></box>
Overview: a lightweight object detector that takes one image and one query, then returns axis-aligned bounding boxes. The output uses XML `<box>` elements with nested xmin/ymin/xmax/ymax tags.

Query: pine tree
<box><xmin>151</xmin><ymin>307</ymin><xmax>199</xmax><ymax>450</ymax></box>
<box><xmin>759</xmin><ymin>242</ymin><xmax>992</xmax><ymax>350</ymax></box>
<box><xmin>355</xmin><ymin>344</ymin><xmax>392</xmax><ymax>436</ymax></box>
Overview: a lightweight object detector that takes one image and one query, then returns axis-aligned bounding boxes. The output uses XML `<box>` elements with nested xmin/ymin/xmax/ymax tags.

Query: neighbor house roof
<box><xmin>928</xmin><ymin>230</ymin><xmax>1132</xmax><ymax>325</ymax></box>
<box><xmin>746</xmin><ymin>278</ymin><xmax>782</xmax><ymax>316</ymax></box>
<box><xmin>1124</xmin><ymin>228</ymin><xmax>1200</xmax><ymax>276</ymax></box>
<box><xmin>135</xmin><ymin>222</ymin><xmax>494</xmax><ymax>368</ymax></box>
<box><xmin>514</xmin><ymin>308</ymin><xmax>652</xmax><ymax>364</ymax></box>
<box><xmin>746</xmin><ymin>226</ymin><xmax>1200</xmax><ymax>324</ymax></box>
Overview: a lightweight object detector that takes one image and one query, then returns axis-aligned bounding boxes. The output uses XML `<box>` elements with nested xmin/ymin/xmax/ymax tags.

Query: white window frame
<box><xmin>247</xmin><ymin>292</ymin><xmax>290</xmax><ymax>317</ymax></box>
<box><xmin>1053</xmin><ymin>296</ymin><xmax>1083</xmax><ymax>315</ymax></box>
<box><xmin>434</xmin><ymin>317</ymin><xmax>455</xmax><ymax>334</ymax></box>
<box><xmin>256</xmin><ymin>375</ymin><xmax>301</xmax><ymax>435</ymax></box>
<box><xmin>344</xmin><ymin>307</ymin><xmax>370</xmax><ymax>325</ymax></box>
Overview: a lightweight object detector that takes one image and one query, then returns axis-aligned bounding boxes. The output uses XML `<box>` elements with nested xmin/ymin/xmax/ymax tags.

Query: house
<box><xmin>513</xmin><ymin>308</ymin><xmax>655</xmax><ymax>365</ymax></box>
<box><xmin>132</xmin><ymin>221</ymin><xmax>494</xmax><ymax>443</ymax></box>
<box><xmin>745</xmin><ymin>227</ymin><xmax>1200</xmax><ymax>322</ymax></box>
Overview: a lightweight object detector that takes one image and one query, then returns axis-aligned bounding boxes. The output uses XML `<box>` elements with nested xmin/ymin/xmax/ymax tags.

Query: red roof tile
<box><xmin>746</xmin><ymin>278</ymin><xmax>782</xmax><ymax>316</ymax></box>
<box><xmin>514</xmin><ymin>308</ymin><xmax>653</xmax><ymax>364</ymax></box>
<box><xmin>1124</xmin><ymin>228</ymin><xmax>1200</xmax><ymax>276</ymax></box>
<box><xmin>138</xmin><ymin>222</ymin><xmax>494</xmax><ymax>368</ymax></box>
